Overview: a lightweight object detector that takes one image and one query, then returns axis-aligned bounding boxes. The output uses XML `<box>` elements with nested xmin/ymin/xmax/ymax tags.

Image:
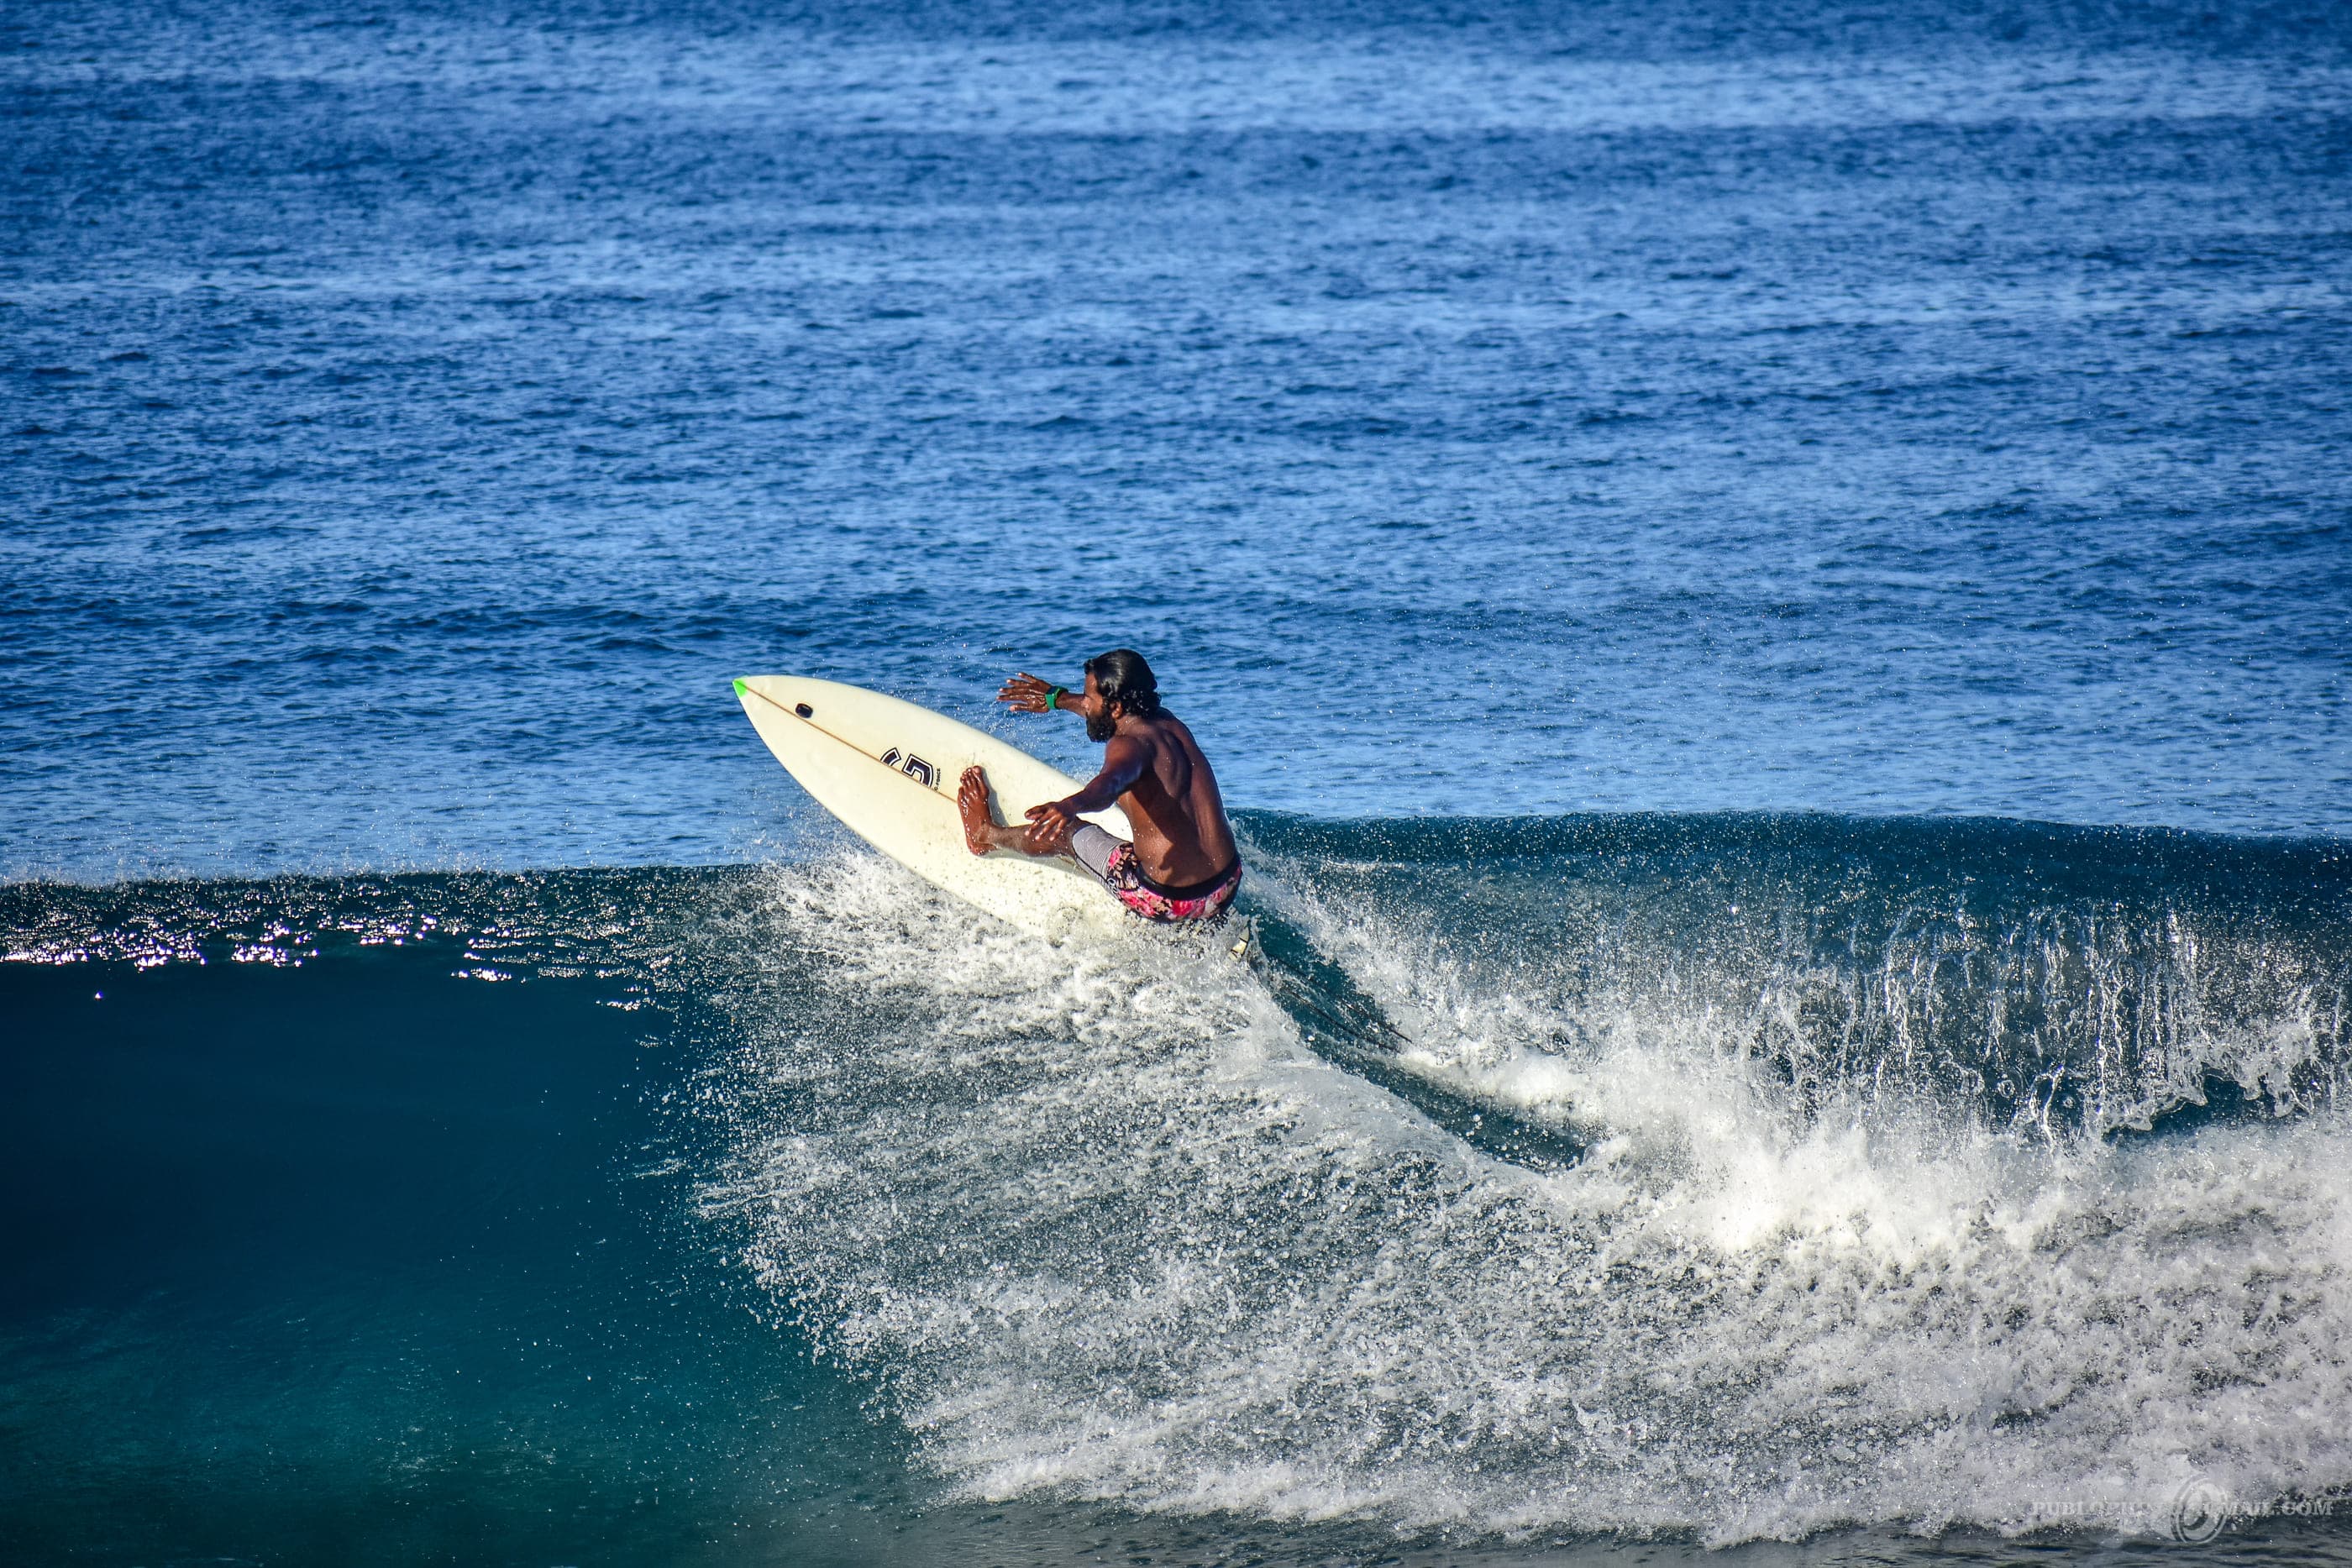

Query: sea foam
<box><xmin>698</xmin><ymin>821</ymin><xmax>2352</xmax><ymax>1544</ymax></box>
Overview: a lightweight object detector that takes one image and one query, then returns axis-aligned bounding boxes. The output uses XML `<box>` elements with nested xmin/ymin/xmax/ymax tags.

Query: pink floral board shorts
<box><xmin>1069</xmin><ymin>825</ymin><xmax>1242</xmax><ymax>924</ymax></box>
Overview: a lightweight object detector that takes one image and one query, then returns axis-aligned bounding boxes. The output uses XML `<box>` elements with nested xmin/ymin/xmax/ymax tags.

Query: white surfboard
<box><xmin>735</xmin><ymin>674</ymin><xmax>1135</xmax><ymax>939</ymax></box>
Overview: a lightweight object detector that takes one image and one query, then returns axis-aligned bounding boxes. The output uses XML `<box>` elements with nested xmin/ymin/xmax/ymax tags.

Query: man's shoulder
<box><xmin>1140</xmin><ymin>713</ymin><xmax>1196</xmax><ymax>748</ymax></box>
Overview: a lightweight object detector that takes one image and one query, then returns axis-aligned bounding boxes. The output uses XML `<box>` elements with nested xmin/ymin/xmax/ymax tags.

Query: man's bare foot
<box><xmin>958</xmin><ymin>765</ymin><xmax>999</xmax><ymax>857</ymax></box>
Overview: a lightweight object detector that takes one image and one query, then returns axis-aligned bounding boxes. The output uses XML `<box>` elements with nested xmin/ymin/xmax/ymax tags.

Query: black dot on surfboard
<box><xmin>794</xmin><ymin>703</ymin><xmax>813</xmax><ymax>718</ymax></box>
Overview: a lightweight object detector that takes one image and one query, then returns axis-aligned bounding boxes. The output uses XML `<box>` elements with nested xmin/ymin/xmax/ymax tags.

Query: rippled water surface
<box><xmin>5</xmin><ymin>0</ymin><xmax>2349</xmax><ymax>874</ymax></box>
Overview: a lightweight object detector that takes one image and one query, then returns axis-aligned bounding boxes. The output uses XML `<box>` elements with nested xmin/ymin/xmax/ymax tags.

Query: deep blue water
<box><xmin>4</xmin><ymin>0</ymin><xmax>2349</xmax><ymax>873</ymax></box>
<box><xmin>6</xmin><ymin>0</ymin><xmax>2352</xmax><ymax>1561</ymax></box>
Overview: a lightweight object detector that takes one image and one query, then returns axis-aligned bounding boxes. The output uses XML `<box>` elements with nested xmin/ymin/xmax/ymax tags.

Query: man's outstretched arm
<box><xmin>998</xmin><ymin>671</ymin><xmax>1079</xmax><ymax>716</ymax></box>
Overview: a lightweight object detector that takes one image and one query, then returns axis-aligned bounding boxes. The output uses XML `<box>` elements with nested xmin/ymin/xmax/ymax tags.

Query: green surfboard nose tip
<box><xmin>732</xmin><ymin>678</ymin><xmax>749</xmax><ymax>699</ymax></box>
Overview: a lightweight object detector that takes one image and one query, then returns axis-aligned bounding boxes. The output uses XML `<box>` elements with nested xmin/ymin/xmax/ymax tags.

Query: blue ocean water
<box><xmin>5</xmin><ymin>0</ymin><xmax>2349</xmax><ymax>871</ymax></box>
<box><xmin>6</xmin><ymin>0</ymin><xmax>2352</xmax><ymax>1561</ymax></box>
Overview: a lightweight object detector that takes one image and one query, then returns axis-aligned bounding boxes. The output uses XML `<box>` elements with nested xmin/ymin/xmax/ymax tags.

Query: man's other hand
<box><xmin>1024</xmin><ymin>798</ymin><xmax>1078</xmax><ymax>849</ymax></box>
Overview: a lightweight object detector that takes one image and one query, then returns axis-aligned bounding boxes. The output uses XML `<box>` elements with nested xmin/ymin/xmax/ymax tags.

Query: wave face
<box><xmin>7</xmin><ymin>814</ymin><xmax>2349</xmax><ymax>1554</ymax></box>
<box><xmin>687</xmin><ymin>811</ymin><xmax>2352</xmax><ymax>1543</ymax></box>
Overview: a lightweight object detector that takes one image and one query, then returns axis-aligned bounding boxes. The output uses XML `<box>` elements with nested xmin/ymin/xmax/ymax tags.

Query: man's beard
<box><xmin>1085</xmin><ymin>708</ymin><xmax>1117</xmax><ymax>743</ymax></box>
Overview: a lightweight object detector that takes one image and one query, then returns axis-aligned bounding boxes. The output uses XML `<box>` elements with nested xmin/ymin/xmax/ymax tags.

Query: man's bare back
<box><xmin>956</xmin><ymin>649</ymin><xmax>1241</xmax><ymax>923</ymax></box>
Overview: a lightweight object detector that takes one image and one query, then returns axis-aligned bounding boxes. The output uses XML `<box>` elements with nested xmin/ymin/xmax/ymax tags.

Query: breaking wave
<box><xmin>11</xmin><ymin>810</ymin><xmax>2348</xmax><ymax>1544</ymax></box>
<box><xmin>691</xmin><ymin>812</ymin><xmax>2352</xmax><ymax>1543</ymax></box>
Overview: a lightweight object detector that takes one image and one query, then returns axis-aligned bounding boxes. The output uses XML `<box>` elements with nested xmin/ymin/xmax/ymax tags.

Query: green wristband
<box><xmin>1048</xmin><ymin>685</ymin><xmax>1068</xmax><ymax>711</ymax></box>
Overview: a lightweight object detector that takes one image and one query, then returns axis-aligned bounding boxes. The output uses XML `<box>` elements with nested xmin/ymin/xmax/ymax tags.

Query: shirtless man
<box><xmin>956</xmin><ymin>648</ymin><xmax>1242</xmax><ymax>923</ymax></box>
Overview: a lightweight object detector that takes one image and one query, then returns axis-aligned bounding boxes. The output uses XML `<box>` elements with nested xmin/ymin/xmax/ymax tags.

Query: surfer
<box><xmin>957</xmin><ymin>649</ymin><xmax>1242</xmax><ymax>923</ymax></box>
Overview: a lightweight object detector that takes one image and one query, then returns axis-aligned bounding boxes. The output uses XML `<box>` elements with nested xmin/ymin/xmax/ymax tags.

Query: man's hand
<box><xmin>998</xmin><ymin>672</ymin><xmax>1065</xmax><ymax>715</ymax></box>
<box><xmin>1024</xmin><ymin>797</ymin><xmax>1079</xmax><ymax>849</ymax></box>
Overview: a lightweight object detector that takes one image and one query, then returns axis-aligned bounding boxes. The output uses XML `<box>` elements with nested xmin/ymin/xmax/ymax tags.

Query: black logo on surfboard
<box><xmin>879</xmin><ymin>747</ymin><xmax>939</xmax><ymax>789</ymax></box>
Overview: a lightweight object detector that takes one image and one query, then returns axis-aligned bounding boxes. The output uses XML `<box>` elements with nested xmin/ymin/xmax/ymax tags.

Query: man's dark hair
<box><xmin>1086</xmin><ymin>648</ymin><xmax>1163</xmax><ymax>718</ymax></box>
